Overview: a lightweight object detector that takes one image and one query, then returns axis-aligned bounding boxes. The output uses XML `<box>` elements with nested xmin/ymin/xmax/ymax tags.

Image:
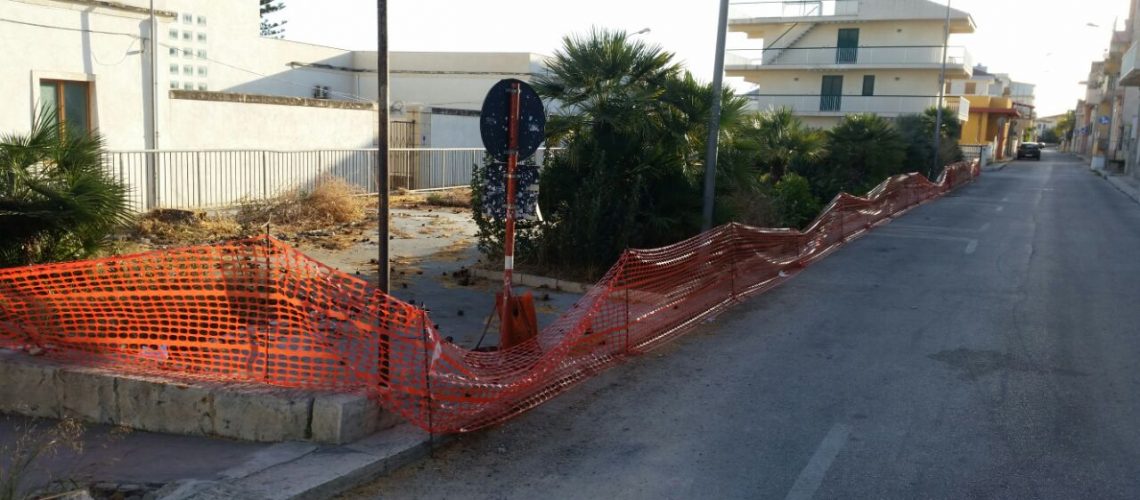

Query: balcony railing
<box><xmin>726</xmin><ymin>46</ymin><xmax>973</xmax><ymax>69</ymax></box>
<box><xmin>1120</xmin><ymin>42</ymin><xmax>1140</xmax><ymax>86</ymax></box>
<box><xmin>729</xmin><ymin>0</ymin><xmax>859</xmax><ymax>19</ymax></box>
<box><xmin>746</xmin><ymin>94</ymin><xmax>962</xmax><ymax>117</ymax></box>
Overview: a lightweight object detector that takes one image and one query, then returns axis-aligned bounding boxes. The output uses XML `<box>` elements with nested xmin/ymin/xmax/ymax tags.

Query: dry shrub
<box><xmin>236</xmin><ymin>177</ymin><xmax>366</xmax><ymax>231</ymax></box>
<box><xmin>390</xmin><ymin>188</ymin><xmax>472</xmax><ymax>209</ymax></box>
<box><xmin>130</xmin><ymin>209</ymin><xmax>242</xmax><ymax>247</ymax></box>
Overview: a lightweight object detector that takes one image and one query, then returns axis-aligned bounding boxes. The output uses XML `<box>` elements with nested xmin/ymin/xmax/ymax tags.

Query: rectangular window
<box><xmin>197</xmin><ymin>33</ymin><xmax>207</xmax><ymax>43</ymax></box>
<box><xmin>183</xmin><ymin>65</ymin><xmax>192</xmax><ymax>75</ymax></box>
<box><xmin>169</xmin><ymin>63</ymin><xmax>179</xmax><ymax>74</ymax></box>
<box><xmin>169</xmin><ymin>47</ymin><xmax>178</xmax><ymax>56</ymax></box>
<box><xmin>182</xmin><ymin>31</ymin><xmax>192</xmax><ymax>41</ymax></box>
<box><xmin>169</xmin><ymin>28</ymin><xmax>179</xmax><ymax>39</ymax></box>
<box><xmin>198</xmin><ymin>83</ymin><xmax>208</xmax><ymax>91</ymax></box>
<box><xmin>836</xmin><ymin>28</ymin><xmax>859</xmax><ymax>64</ymax></box>
<box><xmin>39</xmin><ymin>80</ymin><xmax>91</xmax><ymax>134</ymax></box>
<box><xmin>862</xmin><ymin>75</ymin><xmax>875</xmax><ymax>96</ymax></box>
<box><xmin>965</xmin><ymin>82</ymin><xmax>977</xmax><ymax>94</ymax></box>
<box><xmin>183</xmin><ymin>47</ymin><xmax>193</xmax><ymax>58</ymax></box>
<box><xmin>197</xmin><ymin>16</ymin><xmax>207</xmax><ymax>26</ymax></box>
<box><xmin>182</xmin><ymin>13</ymin><xmax>193</xmax><ymax>24</ymax></box>
<box><xmin>197</xmin><ymin>50</ymin><xmax>207</xmax><ymax>60</ymax></box>
<box><xmin>944</xmin><ymin>81</ymin><xmax>952</xmax><ymax>94</ymax></box>
<box><xmin>170</xmin><ymin>81</ymin><xmax>179</xmax><ymax>89</ymax></box>
<box><xmin>197</xmin><ymin>66</ymin><xmax>208</xmax><ymax>77</ymax></box>
<box><xmin>183</xmin><ymin>83</ymin><xmax>194</xmax><ymax>90</ymax></box>
<box><xmin>820</xmin><ymin>75</ymin><xmax>843</xmax><ymax>112</ymax></box>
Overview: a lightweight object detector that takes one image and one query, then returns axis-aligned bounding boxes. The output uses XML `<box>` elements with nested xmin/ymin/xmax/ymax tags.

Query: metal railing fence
<box><xmin>101</xmin><ymin>148</ymin><xmax>559</xmax><ymax>211</ymax></box>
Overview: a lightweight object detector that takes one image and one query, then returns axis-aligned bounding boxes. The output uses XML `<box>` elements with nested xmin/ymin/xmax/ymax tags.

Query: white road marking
<box><xmin>785</xmin><ymin>424</ymin><xmax>851</xmax><ymax>500</ymax></box>
<box><xmin>874</xmin><ymin>231</ymin><xmax>979</xmax><ymax>255</ymax></box>
<box><xmin>995</xmin><ymin>205</ymin><xmax>1004</xmax><ymax>212</ymax></box>
<box><xmin>888</xmin><ymin>222</ymin><xmax>990</xmax><ymax>234</ymax></box>
<box><xmin>979</xmin><ymin>222</ymin><xmax>991</xmax><ymax>232</ymax></box>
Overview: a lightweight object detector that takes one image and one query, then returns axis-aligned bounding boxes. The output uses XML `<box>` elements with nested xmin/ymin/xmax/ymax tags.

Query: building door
<box><xmin>820</xmin><ymin>75</ymin><xmax>843</xmax><ymax>112</ymax></box>
<box><xmin>836</xmin><ymin>28</ymin><xmax>859</xmax><ymax>64</ymax></box>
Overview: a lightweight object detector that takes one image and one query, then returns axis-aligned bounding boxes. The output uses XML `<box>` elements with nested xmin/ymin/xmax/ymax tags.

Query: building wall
<box><xmin>164</xmin><ymin>94</ymin><xmax>376</xmax><ymax>150</ymax></box>
<box><xmin>790</xmin><ymin>20</ymin><xmax>948</xmax><ymax>48</ymax></box>
<box><xmin>0</xmin><ymin>0</ymin><xmax>165</xmax><ymax>149</ymax></box>
<box><xmin>752</xmin><ymin>69</ymin><xmax>940</xmax><ymax>95</ymax></box>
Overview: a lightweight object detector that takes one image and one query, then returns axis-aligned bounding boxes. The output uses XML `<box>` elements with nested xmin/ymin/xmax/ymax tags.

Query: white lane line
<box><xmin>874</xmin><ymin>231</ymin><xmax>979</xmax><ymax>255</ymax></box>
<box><xmin>785</xmin><ymin>424</ymin><xmax>851</xmax><ymax>500</ymax></box>
<box><xmin>887</xmin><ymin>223</ymin><xmax>990</xmax><ymax>234</ymax></box>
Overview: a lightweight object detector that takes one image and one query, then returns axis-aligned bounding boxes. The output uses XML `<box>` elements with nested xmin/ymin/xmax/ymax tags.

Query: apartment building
<box><xmin>1116</xmin><ymin>0</ymin><xmax>1140</xmax><ymax>179</ymax></box>
<box><xmin>726</xmin><ymin>0</ymin><xmax>976</xmax><ymax>128</ymax></box>
<box><xmin>945</xmin><ymin>66</ymin><xmax>1036</xmax><ymax>160</ymax></box>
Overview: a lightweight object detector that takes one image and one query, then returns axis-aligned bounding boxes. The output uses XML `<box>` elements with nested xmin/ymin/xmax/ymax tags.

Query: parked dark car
<box><xmin>1017</xmin><ymin>142</ymin><xmax>1042</xmax><ymax>160</ymax></box>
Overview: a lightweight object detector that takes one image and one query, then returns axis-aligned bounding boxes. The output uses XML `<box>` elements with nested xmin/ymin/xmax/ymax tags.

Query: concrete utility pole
<box><xmin>377</xmin><ymin>1</ymin><xmax>390</xmax><ymax>293</ymax></box>
<box><xmin>149</xmin><ymin>0</ymin><xmax>159</xmax><ymax>150</ymax></box>
<box><xmin>932</xmin><ymin>0</ymin><xmax>951</xmax><ymax>179</ymax></box>
<box><xmin>702</xmin><ymin>0</ymin><xmax>730</xmax><ymax>231</ymax></box>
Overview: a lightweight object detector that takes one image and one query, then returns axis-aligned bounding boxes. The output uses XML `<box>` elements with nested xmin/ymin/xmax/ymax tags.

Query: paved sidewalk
<box><xmin>1</xmin><ymin>412</ymin><xmax>432</xmax><ymax>500</ymax></box>
<box><xmin>1102</xmin><ymin>172</ymin><xmax>1140</xmax><ymax>205</ymax></box>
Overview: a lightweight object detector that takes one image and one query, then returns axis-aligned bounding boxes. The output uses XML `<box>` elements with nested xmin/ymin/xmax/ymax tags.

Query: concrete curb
<box><xmin>469</xmin><ymin>268</ymin><xmax>592</xmax><ymax>294</ymax></box>
<box><xmin>1099</xmin><ymin>173</ymin><xmax>1140</xmax><ymax>205</ymax></box>
<box><xmin>0</xmin><ymin>350</ymin><xmax>390</xmax><ymax>445</ymax></box>
<box><xmin>156</xmin><ymin>425</ymin><xmax>440</xmax><ymax>500</ymax></box>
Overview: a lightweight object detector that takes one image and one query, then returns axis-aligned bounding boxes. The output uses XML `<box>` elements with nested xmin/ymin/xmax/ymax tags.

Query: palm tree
<box><xmin>0</xmin><ymin>107</ymin><xmax>132</xmax><ymax>267</ymax></box>
<box><xmin>739</xmin><ymin>108</ymin><xmax>825</xmax><ymax>181</ymax></box>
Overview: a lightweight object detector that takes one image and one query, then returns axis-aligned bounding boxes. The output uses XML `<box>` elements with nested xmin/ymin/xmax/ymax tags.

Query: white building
<box><xmin>1</xmin><ymin>0</ymin><xmax>548</xmax><ymax>208</ymax></box>
<box><xmin>725</xmin><ymin>0</ymin><xmax>976</xmax><ymax>128</ymax></box>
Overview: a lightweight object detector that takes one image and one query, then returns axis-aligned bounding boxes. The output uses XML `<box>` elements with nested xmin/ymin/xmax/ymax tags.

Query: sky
<box><xmin>276</xmin><ymin>0</ymin><xmax>1132</xmax><ymax>117</ymax></box>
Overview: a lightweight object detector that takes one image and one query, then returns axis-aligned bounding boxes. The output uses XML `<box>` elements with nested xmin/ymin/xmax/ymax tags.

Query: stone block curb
<box><xmin>469</xmin><ymin>268</ymin><xmax>591</xmax><ymax>294</ymax></box>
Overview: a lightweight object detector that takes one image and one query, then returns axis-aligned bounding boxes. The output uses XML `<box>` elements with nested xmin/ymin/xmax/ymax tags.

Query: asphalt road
<box><xmin>344</xmin><ymin>151</ymin><xmax>1140</xmax><ymax>500</ymax></box>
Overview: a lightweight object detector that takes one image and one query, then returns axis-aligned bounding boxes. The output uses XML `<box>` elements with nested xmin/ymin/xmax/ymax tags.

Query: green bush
<box><xmin>770</xmin><ymin>172</ymin><xmax>821</xmax><ymax>229</ymax></box>
<box><xmin>0</xmin><ymin>108</ymin><xmax>132</xmax><ymax>267</ymax></box>
<box><xmin>809</xmin><ymin>114</ymin><xmax>906</xmax><ymax>201</ymax></box>
<box><xmin>895</xmin><ymin>107</ymin><xmax>963</xmax><ymax>179</ymax></box>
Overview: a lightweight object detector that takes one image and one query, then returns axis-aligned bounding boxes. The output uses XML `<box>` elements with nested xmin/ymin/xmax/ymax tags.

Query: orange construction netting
<box><xmin>0</xmin><ymin>161</ymin><xmax>979</xmax><ymax>433</ymax></box>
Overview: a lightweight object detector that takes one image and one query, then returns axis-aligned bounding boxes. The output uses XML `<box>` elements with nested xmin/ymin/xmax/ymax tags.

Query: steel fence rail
<box><xmin>101</xmin><ymin>148</ymin><xmax>559</xmax><ymax>212</ymax></box>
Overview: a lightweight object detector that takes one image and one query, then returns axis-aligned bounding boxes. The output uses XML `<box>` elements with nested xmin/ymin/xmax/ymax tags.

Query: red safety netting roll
<box><xmin>0</xmin><ymin>161</ymin><xmax>979</xmax><ymax>433</ymax></box>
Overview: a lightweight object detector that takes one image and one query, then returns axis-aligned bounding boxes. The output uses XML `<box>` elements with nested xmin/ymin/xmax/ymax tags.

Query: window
<box><xmin>183</xmin><ymin>47</ymin><xmax>193</xmax><ymax>58</ymax></box>
<box><xmin>820</xmin><ymin>75</ymin><xmax>843</xmax><ymax>112</ymax></box>
<box><xmin>169</xmin><ymin>63</ymin><xmax>179</xmax><ymax>74</ymax></box>
<box><xmin>197</xmin><ymin>50</ymin><xmax>207</xmax><ymax>60</ymax></box>
<box><xmin>944</xmin><ymin>81</ymin><xmax>952</xmax><ymax>94</ymax></box>
<box><xmin>182</xmin><ymin>13</ymin><xmax>193</xmax><ymax>24</ymax></box>
<box><xmin>169</xmin><ymin>28</ymin><xmax>179</xmax><ymax>39</ymax></box>
<box><xmin>197</xmin><ymin>16</ymin><xmax>207</xmax><ymax>26</ymax></box>
<box><xmin>183</xmin><ymin>83</ymin><xmax>194</xmax><ymax>90</ymax></box>
<box><xmin>965</xmin><ymin>82</ymin><xmax>977</xmax><ymax>94</ymax></box>
<box><xmin>183</xmin><ymin>31</ymin><xmax>192</xmax><ymax>41</ymax></box>
<box><xmin>862</xmin><ymin>75</ymin><xmax>875</xmax><ymax>96</ymax></box>
<box><xmin>197</xmin><ymin>66</ymin><xmax>208</xmax><ymax>77</ymax></box>
<box><xmin>198</xmin><ymin>83</ymin><xmax>208</xmax><ymax>91</ymax></box>
<box><xmin>197</xmin><ymin>33</ymin><xmax>207</xmax><ymax>43</ymax></box>
<box><xmin>170</xmin><ymin>81</ymin><xmax>179</xmax><ymax>89</ymax></box>
<box><xmin>169</xmin><ymin>47</ymin><xmax>178</xmax><ymax>56</ymax></box>
<box><xmin>183</xmin><ymin>65</ymin><xmax>192</xmax><ymax>75</ymax></box>
<box><xmin>39</xmin><ymin>80</ymin><xmax>91</xmax><ymax>134</ymax></box>
<box><xmin>836</xmin><ymin>28</ymin><xmax>859</xmax><ymax>64</ymax></box>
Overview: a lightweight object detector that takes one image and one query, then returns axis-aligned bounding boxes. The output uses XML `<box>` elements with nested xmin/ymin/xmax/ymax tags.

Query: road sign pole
<box><xmin>501</xmin><ymin>82</ymin><xmax>522</xmax><ymax>337</ymax></box>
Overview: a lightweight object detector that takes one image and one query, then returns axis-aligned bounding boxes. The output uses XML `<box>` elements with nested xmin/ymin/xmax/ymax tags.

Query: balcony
<box><xmin>729</xmin><ymin>0</ymin><xmax>859</xmax><ymax>21</ymax></box>
<box><xmin>1120</xmin><ymin>42</ymin><xmax>1140</xmax><ymax>86</ymax></box>
<box><xmin>746</xmin><ymin>94</ymin><xmax>964</xmax><ymax>117</ymax></box>
<box><xmin>726</xmin><ymin>46</ymin><xmax>974</xmax><ymax>78</ymax></box>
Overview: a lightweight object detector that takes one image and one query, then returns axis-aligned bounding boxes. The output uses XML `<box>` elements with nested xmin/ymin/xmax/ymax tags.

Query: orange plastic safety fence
<box><xmin>0</xmin><ymin>162</ymin><xmax>979</xmax><ymax>434</ymax></box>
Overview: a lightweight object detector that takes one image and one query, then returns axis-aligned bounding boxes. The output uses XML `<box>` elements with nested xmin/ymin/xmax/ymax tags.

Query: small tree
<box><xmin>260</xmin><ymin>0</ymin><xmax>286</xmax><ymax>37</ymax></box>
<box><xmin>896</xmin><ymin>107</ymin><xmax>963</xmax><ymax>179</ymax></box>
<box><xmin>739</xmin><ymin>108</ymin><xmax>825</xmax><ymax>182</ymax></box>
<box><xmin>0</xmin><ymin>108</ymin><xmax>132</xmax><ymax>267</ymax></box>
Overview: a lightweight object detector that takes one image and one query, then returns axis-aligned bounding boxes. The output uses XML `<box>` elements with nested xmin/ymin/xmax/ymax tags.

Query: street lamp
<box><xmin>632</xmin><ymin>27</ymin><xmax>651</xmax><ymax>36</ymax></box>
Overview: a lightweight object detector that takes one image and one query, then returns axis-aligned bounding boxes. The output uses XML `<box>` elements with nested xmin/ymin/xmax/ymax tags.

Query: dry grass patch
<box><xmin>130</xmin><ymin>209</ymin><xmax>243</xmax><ymax>247</ymax></box>
<box><xmin>237</xmin><ymin>178</ymin><xmax>367</xmax><ymax>231</ymax></box>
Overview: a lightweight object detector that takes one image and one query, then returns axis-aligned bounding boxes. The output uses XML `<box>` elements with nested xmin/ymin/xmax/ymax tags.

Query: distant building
<box><xmin>947</xmin><ymin>65</ymin><xmax>1036</xmax><ymax>160</ymax></box>
<box><xmin>725</xmin><ymin>0</ymin><xmax>976</xmax><ymax>128</ymax></box>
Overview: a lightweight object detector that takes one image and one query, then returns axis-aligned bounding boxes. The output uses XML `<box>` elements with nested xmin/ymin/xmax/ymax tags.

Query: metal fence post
<box><xmin>261</xmin><ymin>151</ymin><xmax>268</xmax><ymax>200</ymax></box>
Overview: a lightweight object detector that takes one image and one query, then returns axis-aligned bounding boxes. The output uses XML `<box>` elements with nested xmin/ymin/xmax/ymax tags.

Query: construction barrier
<box><xmin>0</xmin><ymin>161</ymin><xmax>979</xmax><ymax>433</ymax></box>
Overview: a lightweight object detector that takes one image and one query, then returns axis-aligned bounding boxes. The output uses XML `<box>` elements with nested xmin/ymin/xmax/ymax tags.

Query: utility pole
<box><xmin>932</xmin><ymin>0</ymin><xmax>951</xmax><ymax>179</ymax></box>
<box><xmin>149</xmin><ymin>0</ymin><xmax>159</xmax><ymax>150</ymax></box>
<box><xmin>702</xmin><ymin>0</ymin><xmax>730</xmax><ymax>231</ymax></box>
<box><xmin>377</xmin><ymin>1</ymin><xmax>390</xmax><ymax>292</ymax></box>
